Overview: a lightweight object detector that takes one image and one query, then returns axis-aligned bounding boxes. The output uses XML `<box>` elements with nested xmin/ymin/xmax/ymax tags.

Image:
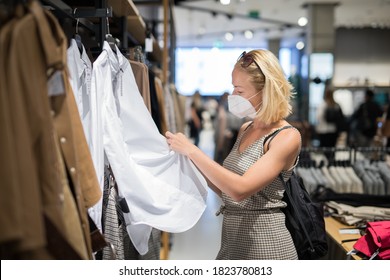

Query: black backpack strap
<box><xmin>263</xmin><ymin>125</ymin><xmax>293</xmax><ymax>151</ymax></box>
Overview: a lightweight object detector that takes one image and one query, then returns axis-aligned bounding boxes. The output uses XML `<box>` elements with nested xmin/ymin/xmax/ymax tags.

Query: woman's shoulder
<box><xmin>277</xmin><ymin>122</ymin><xmax>302</xmax><ymax>142</ymax></box>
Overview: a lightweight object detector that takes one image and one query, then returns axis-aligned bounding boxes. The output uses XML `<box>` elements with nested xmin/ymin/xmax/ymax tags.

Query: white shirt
<box><xmin>96</xmin><ymin>42</ymin><xmax>208</xmax><ymax>254</ymax></box>
<box><xmin>67</xmin><ymin>39</ymin><xmax>102</xmax><ymax>228</ymax></box>
<box><xmin>88</xmin><ymin>43</ymin><xmax>108</xmax><ymax>231</ymax></box>
<box><xmin>67</xmin><ymin>39</ymin><xmax>93</xmax><ymax>148</ymax></box>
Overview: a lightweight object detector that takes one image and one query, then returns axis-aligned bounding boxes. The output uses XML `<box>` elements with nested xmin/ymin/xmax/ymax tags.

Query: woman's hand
<box><xmin>165</xmin><ymin>131</ymin><xmax>198</xmax><ymax>157</ymax></box>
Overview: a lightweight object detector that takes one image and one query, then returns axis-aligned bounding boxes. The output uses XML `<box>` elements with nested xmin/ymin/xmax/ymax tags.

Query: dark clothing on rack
<box><xmin>148</xmin><ymin>69</ymin><xmax>163</xmax><ymax>133</ymax></box>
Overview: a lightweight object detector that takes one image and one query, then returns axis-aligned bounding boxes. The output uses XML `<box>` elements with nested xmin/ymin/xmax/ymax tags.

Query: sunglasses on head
<box><xmin>237</xmin><ymin>51</ymin><xmax>262</xmax><ymax>74</ymax></box>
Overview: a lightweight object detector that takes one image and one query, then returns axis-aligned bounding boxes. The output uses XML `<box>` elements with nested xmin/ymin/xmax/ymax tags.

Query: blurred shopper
<box><xmin>188</xmin><ymin>90</ymin><xmax>204</xmax><ymax>146</ymax></box>
<box><xmin>349</xmin><ymin>89</ymin><xmax>383</xmax><ymax>147</ymax></box>
<box><xmin>316</xmin><ymin>88</ymin><xmax>346</xmax><ymax>148</ymax></box>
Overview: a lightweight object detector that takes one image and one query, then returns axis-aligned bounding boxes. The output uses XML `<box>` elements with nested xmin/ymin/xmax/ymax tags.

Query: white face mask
<box><xmin>228</xmin><ymin>92</ymin><xmax>260</xmax><ymax>119</ymax></box>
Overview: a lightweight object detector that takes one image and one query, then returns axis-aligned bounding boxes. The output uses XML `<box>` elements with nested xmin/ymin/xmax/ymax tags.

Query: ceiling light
<box><xmin>198</xmin><ymin>26</ymin><xmax>206</xmax><ymax>35</ymax></box>
<box><xmin>296</xmin><ymin>41</ymin><xmax>305</xmax><ymax>50</ymax></box>
<box><xmin>220</xmin><ymin>0</ymin><xmax>230</xmax><ymax>5</ymax></box>
<box><xmin>244</xmin><ymin>30</ymin><xmax>253</xmax><ymax>39</ymax></box>
<box><xmin>298</xmin><ymin>17</ymin><xmax>308</xmax><ymax>27</ymax></box>
<box><xmin>225</xmin><ymin>32</ymin><xmax>234</xmax><ymax>41</ymax></box>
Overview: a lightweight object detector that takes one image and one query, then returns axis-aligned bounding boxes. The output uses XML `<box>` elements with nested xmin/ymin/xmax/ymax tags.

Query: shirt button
<box><xmin>60</xmin><ymin>137</ymin><xmax>67</xmax><ymax>143</ymax></box>
<box><xmin>51</xmin><ymin>110</ymin><xmax>55</xmax><ymax>117</ymax></box>
<box><xmin>59</xmin><ymin>193</ymin><xmax>64</xmax><ymax>202</ymax></box>
<box><xmin>70</xmin><ymin>167</ymin><xmax>76</xmax><ymax>173</ymax></box>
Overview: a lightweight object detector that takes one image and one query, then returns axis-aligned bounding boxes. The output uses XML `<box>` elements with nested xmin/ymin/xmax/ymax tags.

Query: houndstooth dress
<box><xmin>216</xmin><ymin>125</ymin><xmax>299</xmax><ymax>260</ymax></box>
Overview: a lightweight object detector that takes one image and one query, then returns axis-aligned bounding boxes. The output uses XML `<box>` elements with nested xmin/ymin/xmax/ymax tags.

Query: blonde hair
<box><xmin>235</xmin><ymin>49</ymin><xmax>295</xmax><ymax>124</ymax></box>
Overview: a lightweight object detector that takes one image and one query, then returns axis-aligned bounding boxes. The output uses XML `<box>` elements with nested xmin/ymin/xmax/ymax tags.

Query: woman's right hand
<box><xmin>165</xmin><ymin>131</ymin><xmax>198</xmax><ymax>157</ymax></box>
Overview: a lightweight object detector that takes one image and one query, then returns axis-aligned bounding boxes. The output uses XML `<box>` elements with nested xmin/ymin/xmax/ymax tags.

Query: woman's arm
<box><xmin>166</xmin><ymin>128</ymin><xmax>301</xmax><ymax>202</ymax></box>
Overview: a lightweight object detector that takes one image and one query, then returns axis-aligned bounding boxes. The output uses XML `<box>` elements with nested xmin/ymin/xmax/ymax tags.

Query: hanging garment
<box><xmin>129</xmin><ymin>60</ymin><xmax>151</xmax><ymax>112</ymax></box>
<box><xmin>67</xmin><ymin>38</ymin><xmax>93</xmax><ymax>149</ymax></box>
<box><xmin>1</xmin><ymin>1</ymin><xmax>101</xmax><ymax>259</ymax></box>
<box><xmin>163</xmin><ymin>83</ymin><xmax>178</xmax><ymax>133</ymax></box>
<box><xmin>92</xmin><ymin>42</ymin><xmax>208</xmax><ymax>255</ymax></box>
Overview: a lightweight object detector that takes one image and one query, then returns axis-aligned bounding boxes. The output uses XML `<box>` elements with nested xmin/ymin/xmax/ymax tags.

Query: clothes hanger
<box><xmin>73</xmin><ymin>9</ymin><xmax>83</xmax><ymax>55</ymax></box>
<box><xmin>105</xmin><ymin>14</ymin><xmax>116</xmax><ymax>53</ymax></box>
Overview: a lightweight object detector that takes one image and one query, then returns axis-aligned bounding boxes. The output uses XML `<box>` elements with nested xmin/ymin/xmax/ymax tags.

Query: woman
<box><xmin>315</xmin><ymin>88</ymin><xmax>345</xmax><ymax>161</ymax></box>
<box><xmin>166</xmin><ymin>50</ymin><xmax>301</xmax><ymax>260</ymax></box>
<box><xmin>188</xmin><ymin>90</ymin><xmax>204</xmax><ymax>146</ymax></box>
<box><xmin>315</xmin><ymin>88</ymin><xmax>343</xmax><ymax>148</ymax></box>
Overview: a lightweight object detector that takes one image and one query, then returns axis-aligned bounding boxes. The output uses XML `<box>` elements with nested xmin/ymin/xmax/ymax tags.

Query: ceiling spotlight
<box><xmin>244</xmin><ymin>30</ymin><xmax>253</xmax><ymax>39</ymax></box>
<box><xmin>198</xmin><ymin>26</ymin><xmax>206</xmax><ymax>35</ymax></box>
<box><xmin>225</xmin><ymin>32</ymin><xmax>234</xmax><ymax>41</ymax></box>
<box><xmin>296</xmin><ymin>41</ymin><xmax>305</xmax><ymax>50</ymax></box>
<box><xmin>298</xmin><ymin>17</ymin><xmax>308</xmax><ymax>27</ymax></box>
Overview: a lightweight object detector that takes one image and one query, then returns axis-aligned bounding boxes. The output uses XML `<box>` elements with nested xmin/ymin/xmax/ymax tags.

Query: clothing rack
<box><xmin>300</xmin><ymin>147</ymin><xmax>354</xmax><ymax>167</ymax></box>
<box><xmin>297</xmin><ymin>147</ymin><xmax>390</xmax><ymax>196</ymax></box>
<box><xmin>300</xmin><ymin>146</ymin><xmax>390</xmax><ymax>165</ymax></box>
<box><xmin>353</xmin><ymin>146</ymin><xmax>390</xmax><ymax>163</ymax></box>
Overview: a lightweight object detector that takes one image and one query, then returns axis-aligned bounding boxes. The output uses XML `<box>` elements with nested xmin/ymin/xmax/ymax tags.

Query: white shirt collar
<box><xmin>68</xmin><ymin>38</ymin><xmax>92</xmax><ymax>81</ymax></box>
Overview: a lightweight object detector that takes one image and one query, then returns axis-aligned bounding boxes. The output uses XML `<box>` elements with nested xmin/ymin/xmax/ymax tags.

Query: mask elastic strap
<box><xmin>247</xmin><ymin>91</ymin><xmax>260</xmax><ymax>101</ymax></box>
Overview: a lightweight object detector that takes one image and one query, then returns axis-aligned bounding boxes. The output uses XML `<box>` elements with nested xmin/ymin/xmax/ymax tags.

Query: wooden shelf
<box><xmin>108</xmin><ymin>0</ymin><xmax>139</xmax><ymax>17</ymax></box>
<box><xmin>325</xmin><ymin>216</ymin><xmax>362</xmax><ymax>260</ymax></box>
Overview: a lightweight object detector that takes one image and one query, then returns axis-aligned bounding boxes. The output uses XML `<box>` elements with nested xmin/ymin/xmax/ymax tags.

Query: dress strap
<box><xmin>263</xmin><ymin>125</ymin><xmax>293</xmax><ymax>151</ymax></box>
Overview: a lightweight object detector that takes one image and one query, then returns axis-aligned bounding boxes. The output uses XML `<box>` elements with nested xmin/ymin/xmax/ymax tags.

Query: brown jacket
<box><xmin>0</xmin><ymin>1</ymin><xmax>102</xmax><ymax>259</ymax></box>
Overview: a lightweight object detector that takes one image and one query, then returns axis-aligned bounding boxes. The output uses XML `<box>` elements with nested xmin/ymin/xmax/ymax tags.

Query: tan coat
<box><xmin>0</xmin><ymin>1</ymin><xmax>102</xmax><ymax>259</ymax></box>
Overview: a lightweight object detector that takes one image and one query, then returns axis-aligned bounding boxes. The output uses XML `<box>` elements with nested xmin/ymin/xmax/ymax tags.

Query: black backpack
<box><xmin>264</xmin><ymin>127</ymin><xmax>328</xmax><ymax>260</ymax></box>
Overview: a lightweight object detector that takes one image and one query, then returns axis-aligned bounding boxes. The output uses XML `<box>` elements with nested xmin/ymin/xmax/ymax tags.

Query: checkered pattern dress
<box><xmin>216</xmin><ymin>126</ymin><xmax>299</xmax><ymax>260</ymax></box>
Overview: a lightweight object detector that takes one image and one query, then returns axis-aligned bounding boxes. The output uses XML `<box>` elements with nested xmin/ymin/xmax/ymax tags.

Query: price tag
<box><xmin>339</xmin><ymin>228</ymin><xmax>360</xmax><ymax>235</ymax></box>
<box><xmin>145</xmin><ymin>37</ymin><xmax>153</xmax><ymax>53</ymax></box>
<box><xmin>47</xmin><ymin>70</ymin><xmax>65</xmax><ymax>96</ymax></box>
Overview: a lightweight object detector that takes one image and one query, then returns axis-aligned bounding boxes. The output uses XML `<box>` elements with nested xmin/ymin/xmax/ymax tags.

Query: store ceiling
<box><xmin>151</xmin><ymin>0</ymin><xmax>390</xmax><ymax>48</ymax></box>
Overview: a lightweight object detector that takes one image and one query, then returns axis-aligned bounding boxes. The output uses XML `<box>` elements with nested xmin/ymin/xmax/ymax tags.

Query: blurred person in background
<box><xmin>315</xmin><ymin>88</ymin><xmax>346</xmax><ymax>159</ymax></box>
<box><xmin>188</xmin><ymin>90</ymin><xmax>204</xmax><ymax>146</ymax></box>
<box><xmin>349</xmin><ymin>89</ymin><xmax>383</xmax><ymax>147</ymax></box>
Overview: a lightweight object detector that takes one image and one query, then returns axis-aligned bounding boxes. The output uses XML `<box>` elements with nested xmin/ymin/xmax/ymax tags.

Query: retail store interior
<box><xmin>1</xmin><ymin>0</ymin><xmax>390</xmax><ymax>261</ymax></box>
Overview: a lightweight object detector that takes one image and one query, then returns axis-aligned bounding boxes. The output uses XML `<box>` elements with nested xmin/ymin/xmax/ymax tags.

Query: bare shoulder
<box><xmin>275</xmin><ymin>124</ymin><xmax>301</xmax><ymax>151</ymax></box>
<box><xmin>281</xmin><ymin>123</ymin><xmax>301</xmax><ymax>142</ymax></box>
